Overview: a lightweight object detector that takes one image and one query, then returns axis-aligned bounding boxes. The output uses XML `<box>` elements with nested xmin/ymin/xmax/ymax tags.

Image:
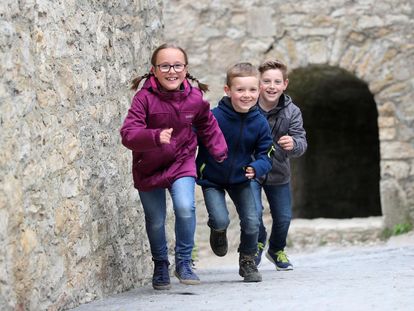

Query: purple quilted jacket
<box><xmin>120</xmin><ymin>76</ymin><xmax>227</xmax><ymax>191</ymax></box>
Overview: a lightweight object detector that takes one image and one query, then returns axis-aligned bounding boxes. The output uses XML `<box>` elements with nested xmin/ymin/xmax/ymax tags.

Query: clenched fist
<box><xmin>160</xmin><ymin>128</ymin><xmax>173</xmax><ymax>144</ymax></box>
<box><xmin>277</xmin><ymin>135</ymin><xmax>294</xmax><ymax>151</ymax></box>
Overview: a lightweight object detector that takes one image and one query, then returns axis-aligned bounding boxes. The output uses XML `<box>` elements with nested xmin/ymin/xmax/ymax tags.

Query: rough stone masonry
<box><xmin>0</xmin><ymin>0</ymin><xmax>166</xmax><ymax>309</ymax></box>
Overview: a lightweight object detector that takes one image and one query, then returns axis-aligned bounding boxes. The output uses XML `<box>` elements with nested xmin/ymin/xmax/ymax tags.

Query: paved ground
<box><xmin>72</xmin><ymin>231</ymin><xmax>414</xmax><ymax>311</ymax></box>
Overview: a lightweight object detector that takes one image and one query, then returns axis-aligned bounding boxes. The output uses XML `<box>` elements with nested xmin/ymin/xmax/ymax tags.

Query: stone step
<box><xmin>195</xmin><ymin>203</ymin><xmax>384</xmax><ymax>258</ymax></box>
<box><xmin>287</xmin><ymin>216</ymin><xmax>384</xmax><ymax>250</ymax></box>
<box><xmin>194</xmin><ymin>189</ymin><xmax>384</xmax><ymax>258</ymax></box>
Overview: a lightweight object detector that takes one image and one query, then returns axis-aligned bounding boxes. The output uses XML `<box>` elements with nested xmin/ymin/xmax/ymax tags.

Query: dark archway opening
<box><xmin>288</xmin><ymin>65</ymin><xmax>381</xmax><ymax>219</ymax></box>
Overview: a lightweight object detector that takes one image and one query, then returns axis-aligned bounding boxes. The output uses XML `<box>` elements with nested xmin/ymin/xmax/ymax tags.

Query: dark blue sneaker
<box><xmin>266</xmin><ymin>249</ymin><xmax>293</xmax><ymax>271</ymax></box>
<box><xmin>254</xmin><ymin>242</ymin><xmax>265</xmax><ymax>267</ymax></box>
<box><xmin>152</xmin><ymin>259</ymin><xmax>171</xmax><ymax>290</ymax></box>
<box><xmin>174</xmin><ymin>259</ymin><xmax>201</xmax><ymax>285</ymax></box>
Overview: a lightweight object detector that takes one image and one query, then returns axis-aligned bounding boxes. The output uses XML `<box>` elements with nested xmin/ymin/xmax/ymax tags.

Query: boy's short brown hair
<box><xmin>226</xmin><ymin>62</ymin><xmax>259</xmax><ymax>87</ymax></box>
<box><xmin>258</xmin><ymin>60</ymin><xmax>288</xmax><ymax>80</ymax></box>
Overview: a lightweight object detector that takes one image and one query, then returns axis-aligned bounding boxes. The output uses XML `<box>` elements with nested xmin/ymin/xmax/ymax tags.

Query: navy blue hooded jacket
<box><xmin>196</xmin><ymin>96</ymin><xmax>273</xmax><ymax>187</ymax></box>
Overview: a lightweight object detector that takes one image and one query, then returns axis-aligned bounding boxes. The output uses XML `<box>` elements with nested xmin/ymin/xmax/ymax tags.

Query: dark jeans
<box><xmin>251</xmin><ymin>181</ymin><xmax>292</xmax><ymax>251</ymax></box>
<box><xmin>202</xmin><ymin>182</ymin><xmax>259</xmax><ymax>255</ymax></box>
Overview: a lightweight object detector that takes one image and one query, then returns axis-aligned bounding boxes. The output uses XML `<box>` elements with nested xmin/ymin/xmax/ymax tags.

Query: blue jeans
<box><xmin>138</xmin><ymin>177</ymin><xmax>196</xmax><ymax>261</ymax></box>
<box><xmin>251</xmin><ymin>181</ymin><xmax>292</xmax><ymax>251</ymax></box>
<box><xmin>202</xmin><ymin>182</ymin><xmax>259</xmax><ymax>255</ymax></box>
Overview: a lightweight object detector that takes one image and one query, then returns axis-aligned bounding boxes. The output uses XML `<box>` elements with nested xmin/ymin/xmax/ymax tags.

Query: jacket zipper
<box><xmin>225</xmin><ymin>116</ymin><xmax>246</xmax><ymax>184</ymax></box>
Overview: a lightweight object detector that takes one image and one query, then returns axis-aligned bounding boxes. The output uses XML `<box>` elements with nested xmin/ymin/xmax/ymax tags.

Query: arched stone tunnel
<box><xmin>288</xmin><ymin>65</ymin><xmax>382</xmax><ymax>219</ymax></box>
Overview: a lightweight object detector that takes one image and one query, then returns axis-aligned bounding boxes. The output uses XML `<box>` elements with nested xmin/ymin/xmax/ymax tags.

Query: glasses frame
<box><xmin>156</xmin><ymin>63</ymin><xmax>187</xmax><ymax>73</ymax></box>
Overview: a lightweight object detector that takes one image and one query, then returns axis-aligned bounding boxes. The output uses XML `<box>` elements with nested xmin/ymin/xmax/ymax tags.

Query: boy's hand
<box><xmin>245</xmin><ymin>166</ymin><xmax>256</xmax><ymax>179</ymax></box>
<box><xmin>160</xmin><ymin>128</ymin><xmax>173</xmax><ymax>144</ymax></box>
<box><xmin>278</xmin><ymin>135</ymin><xmax>294</xmax><ymax>151</ymax></box>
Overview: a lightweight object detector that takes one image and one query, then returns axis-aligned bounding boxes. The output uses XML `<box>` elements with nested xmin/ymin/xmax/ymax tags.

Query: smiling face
<box><xmin>225</xmin><ymin>76</ymin><xmax>260</xmax><ymax>113</ymax></box>
<box><xmin>152</xmin><ymin>48</ymin><xmax>188</xmax><ymax>91</ymax></box>
<box><xmin>259</xmin><ymin>68</ymin><xmax>288</xmax><ymax>107</ymax></box>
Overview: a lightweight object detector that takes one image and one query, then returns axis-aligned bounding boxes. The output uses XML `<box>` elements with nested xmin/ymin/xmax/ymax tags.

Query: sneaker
<box><xmin>210</xmin><ymin>228</ymin><xmax>228</xmax><ymax>257</ymax></box>
<box><xmin>174</xmin><ymin>259</ymin><xmax>201</xmax><ymax>285</ymax></box>
<box><xmin>239</xmin><ymin>253</ymin><xmax>262</xmax><ymax>282</ymax></box>
<box><xmin>266</xmin><ymin>249</ymin><xmax>293</xmax><ymax>271</ymax></box>
<box><xmin>255</xmin><ymin>242</ymin><xmax>265</xmax><ymax>267</ymax></box>
<box><xmin>152</xmin><ymin>259</ymin><xmax>171</xmax><ymax>290</ymax></box>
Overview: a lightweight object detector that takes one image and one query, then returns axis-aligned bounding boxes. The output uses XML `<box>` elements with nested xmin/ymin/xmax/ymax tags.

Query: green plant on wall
<box><xmin>392</xmin><ymin>223</ymin><xmax>413</xmax><ymax>235</ymax></box>
<box><xmin>382</xmin><ymin>222</ymin><xmax>413</xmax><ymax>239</ymax></box>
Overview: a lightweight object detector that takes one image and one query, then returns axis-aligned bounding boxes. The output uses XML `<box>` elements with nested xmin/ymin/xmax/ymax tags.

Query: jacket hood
<box><xmin>217</xmin><ymin>96</ymin><xmax>261</xmax><ymax>120</ymax></box>
<box><xmin>264</xmin><ymin>93</ymin><xmax>293</xmax><ymax>116</ymax></box>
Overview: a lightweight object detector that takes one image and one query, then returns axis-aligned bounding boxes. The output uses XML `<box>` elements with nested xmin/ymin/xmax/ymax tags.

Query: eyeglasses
<box><xmin>156</xmin><ymin>63</ymin><xmax>186</xmax><ymax>73</ymax></box>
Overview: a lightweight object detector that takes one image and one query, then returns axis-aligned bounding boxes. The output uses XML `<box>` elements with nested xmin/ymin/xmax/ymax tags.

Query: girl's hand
<box><xmin>278</xmin><ymin>135</ymin><xmax>294</xmax><ymax>151</ymax></box>
<box><xmin>160</xmin><ymin>128</ymin><xmax>173</xmax><ymax>144</ymax></box>
<box><xmin>245</xmin><ymin>166</ymin><xmax>256</xmax><ymax>179</ymax></box>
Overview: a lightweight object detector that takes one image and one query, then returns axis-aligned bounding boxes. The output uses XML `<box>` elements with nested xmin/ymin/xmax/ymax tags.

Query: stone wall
<box><xmin>163</xmin><ymin>0</ymin><xmax>414</xmax><ymax>227</ymax></box>
<box><xmin>0</xmin><ymin>0</ymin><xmax>164</xmax><ymax>310</ymax></box>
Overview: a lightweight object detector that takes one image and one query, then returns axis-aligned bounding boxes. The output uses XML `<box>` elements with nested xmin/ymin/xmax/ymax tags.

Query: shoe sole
<box><xmin>276</xmin><ymin>265</ymin><xmax>293</xmax><ymax>271</ymax></box>
<box><xmin>153</xmin><ymin>283</ymin><xmax>171</xmax><ymax>290</ymax></box>
<box><xmin>265</xmin><ymin>252</ymin><xmax>293</xmax><ymax>271</ymax></box>
<box><xmin>240</xmin><ymin>272</ymin><xmax>262</xmax><ymax>282</ymax></box>
<box><xmin>243</xmin><ymin>275</ymin><xmax>262</xmax><ymax>282</ymax></box>
<box><xmin>174</xmin><ymin>271</ymin><xmax>201</xmax><ymax>285</ymax></box>
<box><xmin>210</xmin><ymin>241</ymin><xmax>227</xmax><ymax>257</ymax></box>
<box><xmin>239</xmin><ymin>269</ymin><xmax>262</xmax><ymax>282</ymax></box>
<box><xmin>212</xmin><ymin>249</ymin><xmax>227</xmax><ymax>257</ymax></box>
<box><xmin>243</xmin><ymin>278</ymin><xmax>262</xmax><ymax>283</ymax></box>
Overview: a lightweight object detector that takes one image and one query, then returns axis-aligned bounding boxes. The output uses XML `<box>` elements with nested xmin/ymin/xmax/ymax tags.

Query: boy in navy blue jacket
<box><xmin>196</xmin><ymin>62</ymin><xmax>273</xmax><ymax>282</ymax></box>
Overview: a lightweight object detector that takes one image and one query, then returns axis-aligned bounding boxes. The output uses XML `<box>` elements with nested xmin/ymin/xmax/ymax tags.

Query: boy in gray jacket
<box><xmin>252</xmin><ymin>59</ymin><xmax>307</xmax><ymax>270</ymax></box>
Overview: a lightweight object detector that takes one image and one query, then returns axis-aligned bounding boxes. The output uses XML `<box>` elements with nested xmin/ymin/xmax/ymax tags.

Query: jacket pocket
<box><xmin>273</xmin><ymin>146</ymin><xmax>287</xmax><ymax>162</ymax></box>
<box><xmin>134</xmin><ymin>138</ymin><xmax>177</xmax><ymax>175</ymax></box>
<box><xmin>180</xmin><ymin>110</ymin><xmax>195</xmax><ymax>126</ymax></box>
<box><xmin>147</xmin><ymin>112</ymin><xmax>171</xmax><ymax>129</ymax></box>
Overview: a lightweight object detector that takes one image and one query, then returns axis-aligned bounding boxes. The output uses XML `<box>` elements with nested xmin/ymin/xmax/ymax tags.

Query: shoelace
<box><xmin>179</xmin><ymin>260</ymin><xmax>193</xmax><ymax>276</ymax></box>
<box><xmin>276</xmin><ymin>251</ymin><xmax>289</xmax><ymax>263</ymax></box>
<box><xmin>154</xmin><ymin>262</ymin><xmax>168</xmax><ymax>279</ymax></box>
<box><xmin>241</xmin><ymin>257</ymin><xmax>257</xmax><ymax>270</ymax></box>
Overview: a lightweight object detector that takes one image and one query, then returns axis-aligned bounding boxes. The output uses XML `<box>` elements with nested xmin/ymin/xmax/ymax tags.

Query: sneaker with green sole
<box><xmin>254</xmin><ymin>242</ymin><xmax>265</xmax><ymax>267</ymax></box>
<box><xmin>266</xmin><ymin>249</ymin><xmax>293</xmax><ymax>271</ymax></box>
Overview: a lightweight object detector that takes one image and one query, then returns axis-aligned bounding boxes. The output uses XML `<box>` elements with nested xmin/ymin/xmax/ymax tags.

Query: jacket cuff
<box><xmin>155</xmin><ymin>129</ymin><xmax>162</xmax><ymax>147</ymax></box>
<box><xmin>214</xmin><ymin>152</ymin><xmax>227</xmax><ymax>163</ymax></box>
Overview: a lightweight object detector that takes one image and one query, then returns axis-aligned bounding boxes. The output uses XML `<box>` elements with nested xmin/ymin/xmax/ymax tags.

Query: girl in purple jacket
<box><xmin>120</xmin><ymin>43</ymin><xmax>227</xmax><ymax>290</ymax></box>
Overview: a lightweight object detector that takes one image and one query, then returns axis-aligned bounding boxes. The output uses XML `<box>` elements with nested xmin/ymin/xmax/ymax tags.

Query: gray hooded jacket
<box><xmin>258</xmin><ymin>93</ymin><xmax>307</xmax><ymax>185</ymax></box>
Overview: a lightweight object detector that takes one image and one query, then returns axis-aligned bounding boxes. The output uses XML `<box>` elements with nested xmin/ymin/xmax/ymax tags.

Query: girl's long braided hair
<box><xmin>131</xmin><ymin>43</ymin><xmax>209</xmax><ymax>92</ymax></box>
